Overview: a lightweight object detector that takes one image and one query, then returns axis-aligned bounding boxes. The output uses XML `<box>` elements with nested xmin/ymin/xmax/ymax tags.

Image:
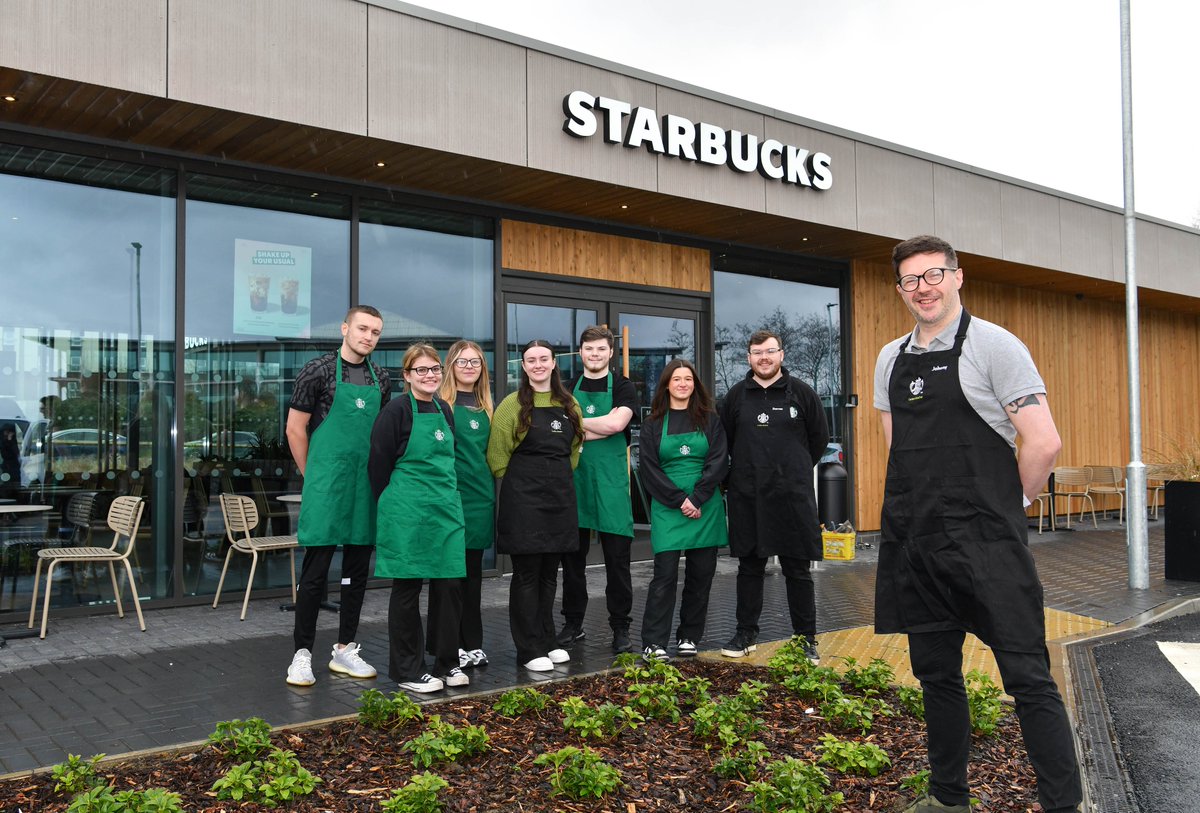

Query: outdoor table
<box><xmin>277</xmin><ymin>494</ymin><xmax>301</xmax><ymax>503</ymax></box>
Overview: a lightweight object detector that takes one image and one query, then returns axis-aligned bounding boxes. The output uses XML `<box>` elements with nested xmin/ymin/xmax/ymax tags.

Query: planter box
<box><xmin>1164</xmin><ymin>480</ymin><xmax>1200</xmax><ymax>581</ymax></box>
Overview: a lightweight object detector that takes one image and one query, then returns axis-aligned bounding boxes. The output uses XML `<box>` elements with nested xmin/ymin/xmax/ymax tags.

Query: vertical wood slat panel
<box><xmin>502</xmin><ymin>220</ymin><xmax>711</xmax><ymax>292</ymax></box>
<box><xmin>851</xmin><ymin>259</ymin><xmax>1200</xmax><ymax>531</ymax></box>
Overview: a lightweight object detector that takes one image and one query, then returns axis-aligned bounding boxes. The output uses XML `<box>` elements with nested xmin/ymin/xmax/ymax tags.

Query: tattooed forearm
<box><xmin>1006</xmin><ymin>394</ymin><xmax>1042</xmax><ymax>414</ymax></box>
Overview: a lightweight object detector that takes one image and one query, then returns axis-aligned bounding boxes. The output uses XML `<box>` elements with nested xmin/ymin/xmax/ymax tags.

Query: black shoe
<box><xmin>802</xmin><ymin>640</ymin><xmax>819</xmax><ymax>665</ymax></box>
<box><xmin>611</xmin><ymin>627</ymin><xmax>633</xmax><ymax>653</ymax></box>
<box><xmin>555</xmin><ymin>622</ymin><xmax>585</xmax><ymax>647</ymax></box>
<box><xmin>720</xmin><ymin>631</ymin><xmax>758</xmax><ymax>658</ymax></box>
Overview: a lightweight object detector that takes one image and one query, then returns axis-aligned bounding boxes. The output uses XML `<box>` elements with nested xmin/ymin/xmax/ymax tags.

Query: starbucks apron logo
<box><xmin>909</xmin><ymin>377</ymin><xmax>925</xmax><ymax>396</ymax></box>
<box><xmin>757</xmin><ymin>412</ymin><xmax>769</xmax><ymax>424</ymax></box>
<box><xmin>679</xmin><ymin>444</ymin><xmax>692</xmax><ymax>456</ymax></box>
<box><xmin>550</xmin><ymin>419</ymin><xmax>563</xmax><ymax>431</ymax></box>
<box><xmin>586</xmin><ymin>404</ymin><xmax>596</xmax><ymax>415</ymax></box>
<box><xmin>434</xmin><ymin>429</ymin><xmax>446</xmax><ymax>442</ymax></box>
<box><xmin>790</xmin><ymin>406</ymin><xmax>798</xmax><ymax>419</ymax></box>
<box><xmin>355</xmin><ymin>397</ymin><xmax>366</xmax><ymax>409</ymax></box>
<box><xmin>469</xmin><ymin>419</ymin><xmax>480</xmax><ymax>430</ymax></box>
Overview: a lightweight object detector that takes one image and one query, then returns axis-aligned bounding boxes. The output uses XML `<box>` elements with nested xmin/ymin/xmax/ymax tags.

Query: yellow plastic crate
<box><xmin>822</xmin><ymin>530</ymin><xmax>856</xmax><ymax>561</ymax></box>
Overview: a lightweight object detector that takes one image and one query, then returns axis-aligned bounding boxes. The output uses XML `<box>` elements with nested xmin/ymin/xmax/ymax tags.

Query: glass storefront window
<box><xmin>0</xmin><ymin>144</ymin><xmax>176</xmax><ymax>615</ymax></box>
<box><xmin>183</xmin><ymin>174</ymin><xmax>350</xmax><ymax>596</ymax></box>
<box><xmin>714</xmin><ymin>266</ymin><xmax>843</xmax><ymax>446</ymax></box>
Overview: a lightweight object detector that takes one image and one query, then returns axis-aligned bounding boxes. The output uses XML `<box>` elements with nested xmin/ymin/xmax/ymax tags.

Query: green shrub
<box><xmin>533</xmin><ymin>746</ymin><xmax>622</xmax><ymax>800</ymax></box>
<box><xmin>779</xmin><ymin>666</ymin><xmax>844</xmax><ymax>702</ymax></box>
<box><xmin>840</xmin><ymin>657</ymin><xmax>895</xmax><ymax>694</ymax></box>
<box><xmin>206</xmin><ymin>718</ymin><xmax>273</xmax><ymax>761</ymax></box>
<box><xmin>765</xmin><ymin>635</ymin><xmax>820</xmax><ymax>681</ymax></box>
<box><xmin>896</xmin><ymin>685</ymin><xmax>925</xmax><ymax>719</ymax></box>
<box><xmin>966</xmin><ymin>670</ymin><xmax>1007</xmax><ymax>736</ymax></box>
<box><xmin>560</xmin><ymin>696</ymin><xmax>644</xmax><ymax>739</ymax></box>
<box><xmin>381</xmin><ymin>771</ymin><xmax>450</xmax><ymax>813</ymax></box>
<box><xmin>402</xmin><ymin>715</ymin><xmax>491</xmax><ymax>769</ymax></box>
<box><xmin>713</xmin><ymin>740</ymin><xmax>770</xmax><ymax>781</ymax></box>
<box><xmin>210</xmin><ymin>747</ymin><xmax>321</xmax><ymax>807</ymax></box>
<box><xmin>818</xmin><ymin>693</ymin><xmax>894</xmax><ymax>735</ymax></box>
<box><xmin>745</xmin><ymin>757</ymin><xmax>843</xmax><ymax>813</ymax></box>
<box><xmin>66</xmin><ymin>786</ymin><xmax>181</xmax><ymax>813</ymax></box>
<box><xmin>899</xmin><ymin>768</ymin><xmax>931</xmax><ymax>796</ymax></box>
<box><xmin>626</xmin><ymin>680</ymin><xmax>681</xmax><ymax>722</ymax></box>
<box><xmin>492</xmin><ymin>687</ymin><xmax>552</xmax><ymax>717</ymax></box>
<box><xmin>51</xmin><ymin>753</ymin><xmax>106</xmax><ymax>795</ymax></box>
<box><xmin>358</xmin><ymin>689</ymin><xmax>425</xmax><ymax>729</ymax></box>
<box><xmin>691</xmin><ymin>683</ymin><xmax>767</xmax><ymax>751</ymax></box>
<box><xmin>815</xmin><ymin>733</ymin><xmax>892</xmax><ymax>776</ymax></box>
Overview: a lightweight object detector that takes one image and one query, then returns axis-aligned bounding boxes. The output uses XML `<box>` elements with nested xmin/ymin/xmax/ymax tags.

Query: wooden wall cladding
<box><xmin>501</xmin><ymin>220</ymin><xmax>711</xmax><ymax>292</ymax></box>
<box><xmin>851</xmin><ymin>259</ymin><xmax>1200</xmax><ymax>531</ymax></box>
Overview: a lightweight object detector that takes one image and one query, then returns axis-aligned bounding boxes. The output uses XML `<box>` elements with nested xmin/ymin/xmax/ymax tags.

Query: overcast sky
<box><xmin>401</xmin><ymin>0</ymin><xmax>1198</xmax><ymax>230</ymax></box>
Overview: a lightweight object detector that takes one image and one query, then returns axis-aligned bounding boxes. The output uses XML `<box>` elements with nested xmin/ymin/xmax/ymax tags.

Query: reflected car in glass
<box><xmin>21</xmin><ymin>422</ymin><xmax>129</xmax><ymax>485</ymax></box>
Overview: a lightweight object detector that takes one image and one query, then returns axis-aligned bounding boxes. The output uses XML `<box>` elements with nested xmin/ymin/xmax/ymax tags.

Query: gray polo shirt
<box><xmin>873</xmin><ymin>310</ymin><xmax>1045</xmax><ymax>449</ymax></box>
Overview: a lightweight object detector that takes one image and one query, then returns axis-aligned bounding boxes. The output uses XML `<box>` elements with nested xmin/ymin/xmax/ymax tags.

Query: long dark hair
<box><xmin>515</xmin><ymin>339</ymin><xmax>583</xmax><ymax>440</ymax></box>
<box><xmin>648</xmin><ymin>359</ymin><xmax>713</xmax><ymax>430</ymax></box>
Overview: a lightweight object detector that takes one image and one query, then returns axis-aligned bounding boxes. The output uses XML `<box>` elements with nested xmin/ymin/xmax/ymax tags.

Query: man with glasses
<box><xmin>557</xmin><ymin>325</ymin><xmax>640</xmax><ymax>654</ymax></box>
<box><xmin>719</xmin><ymin>329</ymin><xmax>828</xmax><ymax>663</ymax></box>
<box><xmin>874</xmin><ymin>235</ymin><xmax>1080</xmax><ymax>813</ymax></box>
<box><xmin>283</xmin><ymin>305</ymin><xmax>390</xmax><ymax>687</ymax></box>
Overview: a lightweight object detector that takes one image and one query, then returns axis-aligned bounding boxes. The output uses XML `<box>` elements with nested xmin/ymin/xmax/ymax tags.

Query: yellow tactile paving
<box><xmin>700</xmin><ymin>609</ymin><xmax>1111</xmax><ymax>695</ymax></box>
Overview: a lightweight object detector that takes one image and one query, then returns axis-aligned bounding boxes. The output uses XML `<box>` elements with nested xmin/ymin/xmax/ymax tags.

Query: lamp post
<box><xmin>825</xmin><ymin>302</ymin><xmax>837</xmax><ymax>439</ymax></box>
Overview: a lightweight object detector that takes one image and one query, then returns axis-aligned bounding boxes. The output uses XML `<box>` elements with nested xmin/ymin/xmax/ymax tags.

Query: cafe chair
<box><xmin>1146</xmin><ymin>464</ymin><xmax>1169</xmax><ymax>520</ymax></box>
<box><xmin>2</xmin><ymin>490</ymin><xmax>100</xmax><ymax>604</ymax></box>
<box><xmin>1051</xmin><ymin>466</ymin><xmax>1097</xmax><ymax>529</ymax></box>
<box><xmin>1087</xmin><ymin>465</ymin><xmax>1126</xmax><ymax>524</ymax></box>
<box><xmin>27</xmin><ymin>495</ymin><xmax>146</xmax><ymax>639</ymax></box>
<box><xmin>213</xmin><ymin>494</ymin><xmax>298</xmax><ymax>620</ymax></box>
<box><xmin>251</xmin><ymin>475</ymin><xmax>291</xmax><ymax>537</ymax></box>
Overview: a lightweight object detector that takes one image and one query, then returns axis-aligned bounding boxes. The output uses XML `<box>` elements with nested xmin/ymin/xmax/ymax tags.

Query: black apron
<box><xmin>875</xmin><ymin>309</ymin><xmax>1046</xmax><ymax>652</ymax></box>
<box><xmin>496</xmin><ymin>404</ymin><xmax>579</xmax><ymax>555</ymax></box>
<box><xmin>726</xmin><ymin>374</ymin><xmax>822</xmax><ymax>559</ymax></box>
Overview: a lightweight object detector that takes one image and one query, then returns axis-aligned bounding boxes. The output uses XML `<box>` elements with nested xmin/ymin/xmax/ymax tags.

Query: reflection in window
<box><xmin>714</xmin><ymin>269</ymin><xmax>843</xmax><ymax>443</ymax></box>
<box><xmin>504</xmin><ymin>304</ymin><xmax>596</xmax><ymax>396</ymax></box>
<box><xmin>183</xmin><ymin>175</ymin><xmax>351</xmax><ymax>596</ymax></box>
<box><xmin>0</xmin><ymin>144</ymin><xmax>176</xmax><ymax>614</ymax></box>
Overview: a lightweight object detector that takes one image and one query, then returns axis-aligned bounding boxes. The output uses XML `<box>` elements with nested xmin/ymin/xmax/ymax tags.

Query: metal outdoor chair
<box><xmin>213</xmin><ymin>493</ymin><xmax>298</xmax><ymax>620</ymax></box>
<box><xmin>27</xmin><ymin>495</ymin><xmax>146</xmax><ymax>638</ymax></box>
<box><xmin>1051</xmin><ymin>466</ymin><xmax>1097</xmax><ymax>529</ymax></box>
<box><xmin>1087</xmin><ymin>465</ymin><xmax>1126</xmax><ymax>524</ymax></box>
<box><xmin>251</xmin><ymin>475</ymin><xmax>291</xmax><ymax>537</ymax></box>
<box><xmin>1</xmin><ymin>490</ymin><xmax>100</xmax><ymax>603</ymax></box>
<box><xmin>1146</xmin><ymin>464</ymin><xmax>1170</xmax><ymax>520</ymax></box>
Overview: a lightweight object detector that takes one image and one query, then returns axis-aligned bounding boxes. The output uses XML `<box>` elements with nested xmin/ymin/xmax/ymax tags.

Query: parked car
<box><xmin>184</xmin><ymin>431</ymin><xmax>260</xmax><ymax>461</ymax></box>
<box><xmin>21</xmin><ymin>421</ymin><xmax>129</xmax><ymax>485</ymax></box>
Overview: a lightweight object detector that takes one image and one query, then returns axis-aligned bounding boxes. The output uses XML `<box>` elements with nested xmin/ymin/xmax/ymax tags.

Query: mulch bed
<box><xmin>1</xmin><ymin>659</ymin><xmax>1040</xmax><ymax>812</ymax></box>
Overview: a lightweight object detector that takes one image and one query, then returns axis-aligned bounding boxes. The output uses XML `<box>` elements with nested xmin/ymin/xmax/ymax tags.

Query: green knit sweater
<box><xmin>486</xmin><ymin>390</ymin><xmax>583</xmax><ymax>477</ymax></box>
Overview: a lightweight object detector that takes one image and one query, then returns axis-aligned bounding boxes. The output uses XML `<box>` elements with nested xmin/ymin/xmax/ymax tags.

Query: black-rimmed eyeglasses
<box><xmin>407</xmin><ymin>365</ymin><xmax>443</xmax><ymax>376</ymax></box>
<box><xmin>453</xmin><ymin>358</ymin><xmax>483</xmax><ymax>368</ymax></box>
<box><xmin>897</xmin><ymin>267</ymin><xmax>957</xmax><ymax>291</ymax></box>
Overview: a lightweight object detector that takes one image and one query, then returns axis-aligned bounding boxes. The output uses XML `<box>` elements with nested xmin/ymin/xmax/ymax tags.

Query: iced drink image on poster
<box><xmin>232</xmin><ymin>238</ymin><xmax>313</xmax><ymax>338</ymax></box>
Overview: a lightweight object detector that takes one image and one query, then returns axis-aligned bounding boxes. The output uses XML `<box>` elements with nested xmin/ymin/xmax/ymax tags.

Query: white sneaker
<box><xmin>466</xmin><ymin>648</ymin><xmax>488</xmax><ymax>667</ymax></box>
<box><xmin>329</xmin><ymin>642</ymin><xmax>377</xmax><ymax>679</ymax></box>
<box><xmin>458</xmin><ymin>648</ymin><xmax>471</xmax><ymax>669</ymax></box>
<box><xmin>286</xmin><ymin>648</ymin><xmax>315</xmax><ymax>686</ymax></box>
<box><xmin>398</xmin><ymin>673</ymin><xmax>444</xmax><ymax>694</ymax></box>
<box><xmin>444</xmin><ymin>667</ymin><xmax>470</xmax><ymax>687</ymax></box>
<box><xmin>642</xmin><ymin>645</ymin><xmax>669</xmax><ymax>663</ymax></box>
<box><xmin>547</xmin><ymin>648</ymin><xmax>570</xmax><ymax>664</ymax></box>
<box><xmin>523</xmin><ymin>656</ymin><xmax>554</xmax><ymax>671</ymax></box>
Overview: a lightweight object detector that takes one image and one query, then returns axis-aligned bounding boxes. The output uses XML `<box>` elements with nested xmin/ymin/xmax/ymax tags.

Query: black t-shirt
<box><xmin>572</xmin><ymin>371</ymin><xmax>639</xmax><ymax>445</ymax></box>
<box><xmin>290</xmin><ymin>351</ymin><xmax>392</xmax><ymax>435</ymax></box>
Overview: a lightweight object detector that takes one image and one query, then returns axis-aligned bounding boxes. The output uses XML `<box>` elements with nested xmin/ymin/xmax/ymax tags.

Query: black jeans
<box><xmin>640</xmin><ymin>547</ymin><xmax>717</xmax><ymax>648</ymax></box>
<box><xmin>426</xmin><ymin>548</ymin><xmax>485</xmax><ymax>655</ymax></box>
<box><xmin>509</xmin><ymin>552</ymin><xmax>560</xmax><ymax>664</ymax></box>
<box><xmin>387</xmin><ymin>577</ymin><xmax>462</xmax><ymax>682</ymax></box>
<box><xmin>909</xmin><ymin>630</ymin><xmax>1082</xmax><ymax>811</ymax></box>
<box><xmin>561</xmin><ymin>528</ymin><xmax>632</xmax><ymax>630</ymax></box>
<box><xmin>733</xmin><ymin>555</ymin><xmax>815</xmax><ymax>640</ymax></box>
<box><xmin>293</xmin><ymin>545</ymin><xmax>372</xmax><ymax>653</ymax></box>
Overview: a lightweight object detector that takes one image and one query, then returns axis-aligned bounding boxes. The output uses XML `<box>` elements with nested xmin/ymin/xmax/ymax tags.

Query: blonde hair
<box><xmin>438</xmin><ymin>340</ymin><xmax>494</xmax><ymax>417</ymax></box>
<box><xmin>400</xmin><ymin>343</ymin><xmax>441</xmax><ymax>394</ymax></box>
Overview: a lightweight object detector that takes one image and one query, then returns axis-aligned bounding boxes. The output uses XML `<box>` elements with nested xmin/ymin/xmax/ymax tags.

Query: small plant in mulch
<box><xmin>51</xmin><ymin>753</ymin><xmax>105</xmax><ymax>795</ymax></box>
<box><xmin>209</xmin><ymin>746</ymin><xmax>321</xmax><ymax>807</ymax></box>
<box><xmin>819</xmin><ymin>691</ymin><xmax>896</xmax><ymax>735</ymax></box>
<box><xmin>358</xmin><ymin>688</ymin><xmax>425</xmax><ymax>729</ymax></box>
<box><xmin>966</xmin><ymin>669</ymin><xmax>1009</xmax><ymax>736</ymax></box>
<box><xmin>897</xmin><ymin>684</ymin><xmax>926</xmax><ymax>718</ymax></box>
<box><xmin>840</xmin><ymin>656</ymin><xmax>897</xmax><ymax>694</ymax></box>
<box><xmin>532</xmin><ymin>745</ymin><xmax>622</xmax><ymax>800</ymax></box>
<box><xmin>745</xmin><ymin>757</ymin><xmax>844</xmax><ymax>812</ymax></box>
<box><xmin>205</xmin><ymin>717</ymin><xmax>273</xmax><ymax>761</ymax></box>
<box><xmin>815</xmin><ymin>733</ymin><xmax>892</xmax><ymax>776</ymax></box>
<box><xmin>65</xmin><ymin>785</ymin><xmax>183</xmax><ymax>813</ymax></box>
<box><xmin>491</xmin><ymin>686</ymin><xmax>552</xmax><ymax>717</ymax></box>
<box><xmin>900</xmin><ymin>767</ymin><xmax>932</xmax><ymax>796</ymax></box>
<box><xmin>559</xmin><ymin>696</ymin><xmax>644</xmax><ymax>739</ymax></box>
<box><xmin>380</xmin><ymin>771</ymin><xmax>449</xmax><ymax>813</ymax></box>
<box><xmin>401</xmin><ymin>715</ymin><xmax>490</xmax><ymax>769</ymax></box>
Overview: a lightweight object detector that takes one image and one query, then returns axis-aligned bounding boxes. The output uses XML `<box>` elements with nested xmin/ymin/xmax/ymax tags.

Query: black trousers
<box><xmin>734</xmin><ymin>555</ymin><xmax>815</xmax><ymax>640</ymax></box>
<box><xmin>388</xmin><ymin>577</ymin><xmax>462</xmax><ymax>682</ymax></box>
<box><xmin>509</xmin><ymin>552</ymin><xmax>560</xmax><ymax>664</ymax></box>
<box><xmin>640</xmin><ymin>546</ymin><xmax>717</xmax><ymax>648</ymax></box>
<box><xmin>293</xmin><ymin>545</ymin><xmax>372</xmax><ymax>653</ymax></box>
<box><xmin>425</xmin><ymin>548</ymin><xmax>485</xmax><ymax>655</ymax></box>
<box><xmin>561</xmin><ymin>528</ymin><xmax>632</xmax><ymax>630</ymax></box>
<box><xmin>909</xmin><ymin>630</ymin><xmax>1082</xmax><ymax>812</ymax></box>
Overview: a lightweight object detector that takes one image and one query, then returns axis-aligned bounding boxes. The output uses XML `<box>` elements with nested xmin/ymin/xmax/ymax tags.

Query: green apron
<box><xmin>374</xmin><ymin>392</ymin><xmax>466</xmax><ymax>580</ymax></box>
<box><xmin>297</xmin><ymin>354</ymin><xmax>380</xmax><ymax>547</ymax></box>
<box><xmin>650</xmin><ymin>423</ymin><xmax>728</xmax><ymax>554</ymax></box>
<box><xmin>573</xmin><ymin>372</ymin><xmax>634</xmax><ymax>537</ymax></box>
<box><xmin>452</xmin><ymin>403</ymin><xmax>495</xmax><ymax>551</ymax></box>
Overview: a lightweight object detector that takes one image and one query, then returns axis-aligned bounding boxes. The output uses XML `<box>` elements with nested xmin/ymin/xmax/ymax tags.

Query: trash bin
<box><xmin>818</xmin><ymin>461</ymin><xmax>848</xmax><ymax>531</ymax></box>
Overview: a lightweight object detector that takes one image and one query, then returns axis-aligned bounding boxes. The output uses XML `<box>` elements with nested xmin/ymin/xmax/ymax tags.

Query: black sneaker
<box><xmin>555</xmin><ymin>622</ymin><xmax>586</xmax><ymax>647</ymax></box>
<box><xmin>720</xmin><ymin>631</ymin><xmax>757</xmax><ymax>658</ymax></box>
<box><xmin>675</xmin><ymin>639</ymin><xmax>698</xmax><ymax>657</ymax></box>
<box><xmin>611</xmin><ymin>627</ymin><xmax>633</xmax><ymax>653</ymax></box>
<box><xmin>802</xmin><ymin>640</ymin><xmax>820</xmax><ymax>665</ymax></box>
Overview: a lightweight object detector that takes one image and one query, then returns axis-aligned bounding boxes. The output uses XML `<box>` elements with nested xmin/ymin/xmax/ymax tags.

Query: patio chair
<box><xmin>1146</xmin><ymin>464</ymin><xmax>1169</xmax><ymax>520</ymax></box>
<box><xmin>1087</xmin><ymin>465</ymin><xmax>1126</xmax><ymax>524</ymax></box>
<box><xmin>27</xmin><ymin>495</ymin><xmax>146</xmax><ymax>638</ymax></box>
<box><xmin>1</xmin><ymin>490</ymin><xmax>100</xmax><ymax>604</ymax></box>
<box><xmin>213</xmin><ymin>493</ymin><xmax>297</xmax><ymax>620</ymax></box>
<box><xmin>251</xmin><ymin>475</ymin><xmax>291</xmax><ymax>537</ymax></box>
<box><xmin>1051</xmin><ymin>466</ymin><xmax>1097</xmax><ymax>529</ymax></box>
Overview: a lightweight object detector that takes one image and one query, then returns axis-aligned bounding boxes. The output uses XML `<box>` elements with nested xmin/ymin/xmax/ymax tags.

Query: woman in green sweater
<box><xmin>487</xmin><ymin>339</ymin><xmax>583</xmax><ymax>671</ymax></box>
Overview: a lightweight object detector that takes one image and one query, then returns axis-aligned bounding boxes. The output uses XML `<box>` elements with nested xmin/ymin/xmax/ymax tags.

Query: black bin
<box><xmin>818</xmin><ymin>462</ymin><xmax>848</xmax><ymax>530</ymax></box>
<box><xmin>1164</xmin><ymin>481</ymin><xmax>1200</xmax><ymax>581</ymax></box>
